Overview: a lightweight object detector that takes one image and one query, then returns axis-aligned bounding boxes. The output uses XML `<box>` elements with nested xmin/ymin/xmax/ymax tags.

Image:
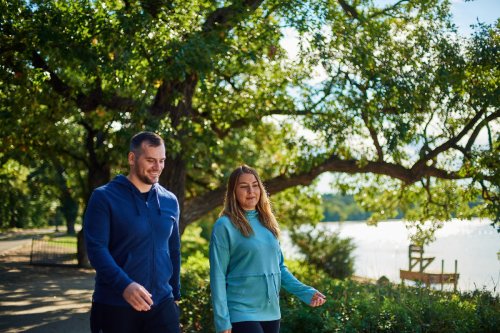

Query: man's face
<box><xmin>129</xmin><ymin>142</ymin><xmax>166</xmax><ymax>185</ymax></box>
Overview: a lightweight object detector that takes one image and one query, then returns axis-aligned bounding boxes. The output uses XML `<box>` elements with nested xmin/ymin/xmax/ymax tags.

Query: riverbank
<box><xmin>283</xmin><ymin>219</ymin><xmax>500</xmax><ymax>294</ymax></box>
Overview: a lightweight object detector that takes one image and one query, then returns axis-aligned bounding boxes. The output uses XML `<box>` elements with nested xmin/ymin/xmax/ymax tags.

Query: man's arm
<box><xmin>84</xmin><ymin>190</ymin><xmax>134</xmax><ymax>295</ymax></box>
<box><xmin>168</xmin><ymin>200</ymin><xmax>181</xmax><ymax>301</ymax></box>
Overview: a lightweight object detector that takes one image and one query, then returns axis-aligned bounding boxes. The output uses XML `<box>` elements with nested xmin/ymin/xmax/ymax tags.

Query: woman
<box><xmin>209</xmin><ymin>165</ymin><xmax>326</xmax><ymax>333</ymax></box>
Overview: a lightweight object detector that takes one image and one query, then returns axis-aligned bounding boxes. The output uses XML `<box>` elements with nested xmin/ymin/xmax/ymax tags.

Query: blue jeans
<box><xmin>90</xmin><ymin>298</ymin><xmax>180</xmax><ymax>333</ymax></box>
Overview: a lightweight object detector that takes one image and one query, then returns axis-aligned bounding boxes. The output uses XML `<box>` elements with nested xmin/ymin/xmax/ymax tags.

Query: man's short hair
<box><xmin>130</xmin><ymin>131</ymin><xmax>164</xmax><ymax>154</ymax></box>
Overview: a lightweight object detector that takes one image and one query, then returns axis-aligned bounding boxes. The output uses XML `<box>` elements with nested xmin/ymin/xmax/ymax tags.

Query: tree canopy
<box><xmin>1</xmin><ymin>0</ymin><xmax>498</xmax><ymax>240</ymax></box>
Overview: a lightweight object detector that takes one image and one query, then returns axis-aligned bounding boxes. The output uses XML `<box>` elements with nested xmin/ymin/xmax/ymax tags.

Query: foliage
<box><xmin>272</xmin><ymin>185</ymin><xmax>324</xmax><ymax>229</ymax></box>
<box><xmin>181</xmin><ymin>223</ymin><xmax>209</xmax><ymax>258</ymax></box>
<box><xmin>0</xmin><ymin>0</ymin><xmax>498</xmax><ymax>242</ymax></box>
<box><xmin>289</xmin><ymin>224</ymin><xmax>356</xmax><ymax>279</ymax></box>
<box><xmin>279</xmin><ymin>266</ymin><xmax>500</xmax><ymax>333</ymax></box>
<box><xmin>179</xmin><ymin>250</ymin><xmax>213</xmax><ymax>333</ymax></box>
<box><xmin>295</xmin><ymin>2</ymin><xmax>500</xmax><ymax>234</ymax></box>
<box><xmin>178</xmin><ymin>248</ymin><xmax>500</xmax><ymax>333</ymax></box>
<box><xmin>0</xmin><ymin>159</ymin><xmax>61</xmax><ymax>229</ymax></box>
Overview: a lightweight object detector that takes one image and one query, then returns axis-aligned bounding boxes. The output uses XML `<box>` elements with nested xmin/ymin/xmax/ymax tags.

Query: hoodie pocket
<box><xmin>157</xmin><ymin>249</ymin><xmax>173</xmax><ymax>285</ymax></box>
<box><xmin>227</xmin><ymin>274</ymin><xmax>279</xmax><ymax>312</ymax></box>
<box><xmin>122</xmin><ymin>251</ymin><xmax>149</xmax><ymax>286</ymax></box>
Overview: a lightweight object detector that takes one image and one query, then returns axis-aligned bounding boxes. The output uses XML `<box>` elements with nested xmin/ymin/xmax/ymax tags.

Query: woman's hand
<box><xmin>309</xmin><ymin>291</ymin><xmax>327</xmax><ymax>307</ymax></box>
<box><xmin>220</xmin><ymin>330</ymin><xmax>232</xmax><ymax>333</ymax></box>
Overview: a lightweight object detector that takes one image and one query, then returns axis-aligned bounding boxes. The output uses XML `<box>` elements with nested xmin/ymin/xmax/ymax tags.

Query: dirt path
<box><xmin>0</xmin><ymin>244</ymin><xmax>95</xmax><ymax>333</ymax></box>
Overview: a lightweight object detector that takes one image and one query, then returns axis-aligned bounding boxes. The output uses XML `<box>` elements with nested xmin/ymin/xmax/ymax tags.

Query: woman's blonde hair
<box><xmin>220</xmin><ymin>165</ymin><xmax>280</xmax><ymax>238</ymax></box>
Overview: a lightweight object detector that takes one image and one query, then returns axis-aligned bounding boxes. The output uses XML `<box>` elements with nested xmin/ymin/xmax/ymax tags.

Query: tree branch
<box><xmin>150</xmin><ymin>0</ymin><xmax>265</xmax><ymax>117</ymax></box>
<box><xmin>202</xmin><ymin>0</ymin><xmax>263</xmax><ymax>32</ymax></box>
<box><xmin>150</xmin><ymin>73</ymin><xmax>198</xmax><ymax>118</ymax></box>
<box><xmin>337</xmin><ymin>0</ymin><xmax>359</xmax><ymax>19</ymax></box>
<box><xmin>140</xmin><ymin>0</ymin><xmax>173</xmax><ymax>18</ymax></box>
<box><xmin>464</xmin><ymin>109</ymin><xmax>500</xmax><ymax>152</ymax></box>
<box><xmin>182</xmin><ymin>155</ymin><xmax>468</xmax><ymax>228</ymax></box>
<box><xmin>31</xmin><ymin>51</ymin><xmax>73</xmax><ymax>99</ymax></box>
<box><xmin>360</xmin><ymin>107</ymin><xmax>384</xmax><ymax>162</ymax></box>
<box><xmin>32</xmin><ymin>51</ymin><xmax>138</xmax><ymax>113</ymax></box>
<box><xmin>368</xmin><ymin>0</ymin><xmax>410</xmax><ymax>19</ymax></box>
<box><xmin>412</xmin><ymin>109</ymin><xmax>486</xmax><ymax>174</ymax></box>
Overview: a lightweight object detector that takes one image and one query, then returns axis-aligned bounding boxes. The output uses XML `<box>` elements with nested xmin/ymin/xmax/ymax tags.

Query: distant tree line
<box><xmin>321</xmin><ymin>193</ymin><xmax>400</xmax><ymax>222</ymax></box>
<box><xmin>320</xmin><ymin>193</ymin><xmax>485</xmax><ymax>223</ymax></box>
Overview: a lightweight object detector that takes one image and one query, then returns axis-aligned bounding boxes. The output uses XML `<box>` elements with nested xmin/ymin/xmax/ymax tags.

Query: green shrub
<box><xmin>278</xmin><ymin>259</ymin><xmax>500</xmax><ymax>333</ymax></box>
<box><xmin>178</xmin><ymin>232</ymin><xmax>500</xmax><ymax>333</ymax></box>
<box><xmin>181</xmin><ymin>224</ymin><xmax>209</xmax><ymax>258</ymax></box>
<box><xmin>179</xmin><ymin>251</ymin><xmax>214</xmax><ymax>333</ymax></box>
<box><xmin>289</xmin><ymin>224</ymin><xmax>356</xmax><ymax>279</ymax></box>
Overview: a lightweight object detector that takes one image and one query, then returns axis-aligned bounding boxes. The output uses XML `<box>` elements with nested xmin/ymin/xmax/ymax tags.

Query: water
<box><xmin>282</xmin><ymin>218</ymin><xmax>500</xmax><ymax>294</ymax></box>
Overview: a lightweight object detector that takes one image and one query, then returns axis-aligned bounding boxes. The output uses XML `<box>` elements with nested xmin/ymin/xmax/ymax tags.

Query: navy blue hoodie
<box><xmin>84</xmin><ymin>175</ymin><xmax>181</xmax><ymax>307</ymax></box>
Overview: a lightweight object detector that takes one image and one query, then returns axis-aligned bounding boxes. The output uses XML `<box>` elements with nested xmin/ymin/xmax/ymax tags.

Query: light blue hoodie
<box><xmin>209</xmin><ymin>210</ymin><xmax>316</xmax><ymax>333</ymax></box>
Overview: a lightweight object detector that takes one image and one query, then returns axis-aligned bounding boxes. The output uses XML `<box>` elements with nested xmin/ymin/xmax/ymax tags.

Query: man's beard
<box><xmin>137</xmin><ymin>172</ymin><xmax>159</xmax><ymax>185</ymax></box>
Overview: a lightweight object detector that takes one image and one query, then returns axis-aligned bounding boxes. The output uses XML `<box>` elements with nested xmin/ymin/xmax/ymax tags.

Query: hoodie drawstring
<box><xmin>156</xmin><ymin>189</ymin><xmax>161</xmax><ymax>216</ymax></box>
<box><xmin>272</xmin><ymin>273</ymin><xmax>279</xmax><ymax>297</ymax></box>
<box><xmin>265</xmin><ymin>274</ymin><xmax>270</xmax><ymax>303</ymax></box>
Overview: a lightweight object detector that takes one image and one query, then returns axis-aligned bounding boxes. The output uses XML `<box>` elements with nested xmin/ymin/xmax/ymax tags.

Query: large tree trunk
<box><xmin>78</xmin><ymin>129</ymin><xmax>111</xmax><ymax>268</ymax></box>
<box><xmin>53</xmin><ymin>162</ymin><xmax>78</xmax><ymax>235</ymax></box>
<box><xmin>77</xmin><ymin>230</ymin><xmax>92</xmax><ymax>268</ymax></box>
<box><xmin>77</xmin><ymin>163</ymin><xmax>110</xmax><ymax>268</ymax></box>
<box><xmin>87</xmin><ymin>164</ymin><xmax>110</xmax><ymax>201</ymax></box>
<box><xmin>160</xmin><ymin>156</ymin><xmax>187</xmax><ymax>234</ymax></box>
<box><xmin>61</xmin><ymin>190</ymin><xmax>78</xmax><ymax>235</ymax></box>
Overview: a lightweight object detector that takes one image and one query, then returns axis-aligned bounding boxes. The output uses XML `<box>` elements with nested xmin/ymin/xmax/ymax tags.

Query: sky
<box><xmin>365</xmin><ymin>0</ymin><xmax>499</xmax><ymax>35</ymax></box>
<box><xmin>449</xmin><ymin>0</ymin><xmax>500</xmax><ymax>35</ymax></box>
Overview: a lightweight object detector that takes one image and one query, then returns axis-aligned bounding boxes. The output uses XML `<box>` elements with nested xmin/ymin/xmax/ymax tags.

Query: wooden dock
<box><xmin>400</xmin><ymin>270</ymin><xmax>459</xmax><ymax>285</ymax></box>
<box><xmin>400</xmin><ymin>244</ymin><xmax>459</xmax><ymax>291</ymax></box>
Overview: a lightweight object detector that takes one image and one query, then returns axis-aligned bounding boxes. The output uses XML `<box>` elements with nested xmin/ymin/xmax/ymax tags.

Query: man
<box><xmin>84</xmin><ymin>131</ymin><xmax>181</xmax><ymax>333</ymax></box>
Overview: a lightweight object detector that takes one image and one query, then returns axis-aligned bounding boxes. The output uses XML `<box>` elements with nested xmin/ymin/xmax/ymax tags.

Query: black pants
<box><xmin>90</xmin><ymin>298</ymin><xmax>180</xmax><ymax>333</ymax></box>
<box><xmin>232</xmin><ymin>320</ymin><xmax>280</xmax><ymax>333</ymax></box>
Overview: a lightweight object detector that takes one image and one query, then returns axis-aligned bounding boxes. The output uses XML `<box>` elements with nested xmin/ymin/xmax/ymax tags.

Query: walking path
<box><xmin>0</xmin><ymin>232</ymin><xmax>94</xmax><ymax>333</ymax></box>
<box><xmin>0</xmin><ymin>228</ymin><xmax>58</xmax><ymax>254</ymax></box>
<box><xmin>0</xmin><ymin>239</ymin><xmax>32</xmax><ymax>254</ymax></box>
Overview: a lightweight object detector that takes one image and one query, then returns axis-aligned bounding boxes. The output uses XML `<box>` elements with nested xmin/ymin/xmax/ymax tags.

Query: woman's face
<box><xmin>235</xmin><ymin>173</ymin><xmax>261</xmax><ymax>211</ymax></box>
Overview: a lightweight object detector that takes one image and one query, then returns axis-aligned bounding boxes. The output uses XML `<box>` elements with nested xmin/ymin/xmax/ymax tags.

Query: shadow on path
<box><xmin>0</xmin><ymin>245</ymin><xmax>94</xmax><ymax>333</ymax></box>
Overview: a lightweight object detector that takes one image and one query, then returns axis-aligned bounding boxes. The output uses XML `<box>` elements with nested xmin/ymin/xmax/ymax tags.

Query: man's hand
<box><xmin>309</xmin><ymin>291</ymin><xmax>327</xmax><ymax>307</ymax></box>
<box><xmin>123</xmin><ymin>282</ymin><xmax>154</xmax><ymax>311</ymax></box>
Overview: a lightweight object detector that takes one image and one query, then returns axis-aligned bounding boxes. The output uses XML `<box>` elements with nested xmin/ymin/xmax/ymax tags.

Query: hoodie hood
<box><xmin>112</xmin><ymin>175</ymin><xmax>162</xmax><ymax>216</ymax></box>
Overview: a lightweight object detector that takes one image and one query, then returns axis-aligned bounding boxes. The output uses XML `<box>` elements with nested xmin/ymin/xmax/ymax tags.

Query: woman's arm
<box><xmin>209</xmin><ymin>223</ymin><xmax>233</xmax><ymax>332</ymax></box>
<box><xmin>279</xmin><ymin>248</ymin><xmax>327</xmax><ymax>307</ymax></box>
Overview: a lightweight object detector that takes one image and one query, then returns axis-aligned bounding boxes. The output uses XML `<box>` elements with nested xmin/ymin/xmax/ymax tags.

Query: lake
<box><xmin>282</xmin><ymin>218</ymin><xmax>500</xmax><ymax>294</ymax></box>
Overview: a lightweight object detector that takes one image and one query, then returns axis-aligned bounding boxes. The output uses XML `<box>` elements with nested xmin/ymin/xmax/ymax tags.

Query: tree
<box><xmin>290</xmin><ymin>224</ymin><xmax>356</xmax><ymax>279</ymax></box>
<box><xmin>293</xmin><ymin>2</ymin><xmax>500</xmax><ymax>239</ymax></box>
<box><xmin>0</xmin><ymin>0</ymin><xmax>498</xmax><ymax>240</ymax></box>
